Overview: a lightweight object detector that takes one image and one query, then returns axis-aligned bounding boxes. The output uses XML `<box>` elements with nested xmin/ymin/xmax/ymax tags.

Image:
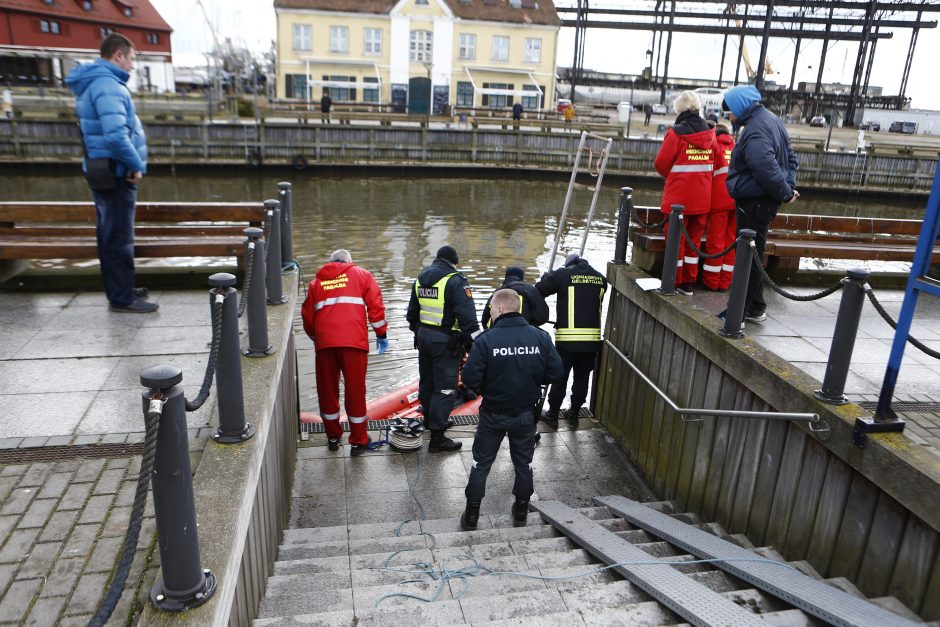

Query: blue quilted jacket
<box><xmin>65</xmin><ymin>59</ymin><xmax>147</xmax><ymax>176</ymax></box>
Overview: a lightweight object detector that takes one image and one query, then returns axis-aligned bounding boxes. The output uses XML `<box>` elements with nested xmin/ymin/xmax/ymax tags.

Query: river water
<box><xmin>1</xmin><ymin>170</ymin><xmax>926</xmax><ymax>411</ymax></box>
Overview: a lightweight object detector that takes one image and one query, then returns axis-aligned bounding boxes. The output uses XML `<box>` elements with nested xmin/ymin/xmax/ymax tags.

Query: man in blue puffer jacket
<box><xmin>65</xmin><ymin>33</ymin><xmax>155</xmax><ymax>313</ymax></box>
<box><xmin>722</xmin><ymin>85</ymin><xmax>798</xmax><ymax>323</ymax></box>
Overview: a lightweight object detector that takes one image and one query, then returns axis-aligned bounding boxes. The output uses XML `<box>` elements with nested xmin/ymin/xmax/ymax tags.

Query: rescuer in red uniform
<box><xmin>654</xmin><ymin>90</ymin><xmax>718</xmax><ymax>296</ymax></box>
<box><xmin>702</xmin><ymin>121</ymin><xmax>737</xmax><ymax>291</ymax></box>
<box><xmin>301</xmin><ymin>249</ymin><xmax>388</xmax><ymax>456</ymax></box>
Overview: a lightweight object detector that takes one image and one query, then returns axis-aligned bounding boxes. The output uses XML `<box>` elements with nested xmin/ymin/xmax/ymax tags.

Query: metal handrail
<box><xmin>603</xmin><ymin>339</ymin><xmax>828</xmax><ymax>432</ymax></box>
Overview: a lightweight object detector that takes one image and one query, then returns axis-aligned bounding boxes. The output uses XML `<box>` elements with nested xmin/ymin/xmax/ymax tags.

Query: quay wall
<box><xmin>141</xmin><ymin>273</ymin><xmax>299</xmax><ymax>627</ymax></box>
<box><xmin>0</xmin><ymin>119</ymin><xmax>936</xmax><ymax>195</ymax></box>
<box><xmin>596</xmin><ymin>263</ymin><xmax>940</xmax><ymax>620</ymax></box>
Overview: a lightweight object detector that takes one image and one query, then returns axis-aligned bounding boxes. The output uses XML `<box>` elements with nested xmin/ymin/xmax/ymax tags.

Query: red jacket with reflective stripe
<box><xmin>711</xmin><ymin>131</ymin><xmax>736</xmax><ymax>212</ymax></box>
<box><xmin>654</xmin><ymin>120</ymin><xmax>718</xmax><ymax>216</ymax></box>
<box><xmin>301</xmin><ymin>262</ymin><xmax>387</xmax><ymax>351</ymax></box>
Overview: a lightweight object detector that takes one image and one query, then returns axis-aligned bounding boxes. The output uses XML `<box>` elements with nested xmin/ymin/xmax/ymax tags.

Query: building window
<box><xmin>482</xmin><ymin>82</ymin><xmax>512</xmax><ymax>108</ymax></box>
<box><xmin>40</xmin><ymin>19</ymin><xmax>61</xmax><ymax>34</ymax></box>
<box><xmin>42</xmin><ymin>0</ymin><xmax>54</xmax><ymax>5</ymax></box>
<box><xmin>456</xmin><ymin>81</ymin><xmax>474</xmax><ymax>107</ymax></box>
<box><xmin>330</xmin><ymin>26</ymin><xmax>349</xmax><ymax>54</ymax></box>
<box><xmin>491</xmin><ymin>36</ymin><xmax>509</xmax><ymax>62</ymax></box>
<box><xmin>82</xmin><ymin>0</ymin><xmax>92</xmax><ymax>9</ymax></box>
<box><xmin>286</xmin><ymin>74</ymin><xmax>307</xmax><ymax>99</ymax></box>
<box><xmin>458</xmin><ymin>33</ymin><xmax>476</xmax><ymax>60</ymax></box>
<box><xmin>146</xmin><ymin>33</ymin><xmax>159</xmax><ymax>45</ymax></box>
<box><xmin>363</xmin><ymin>77</ymin><xmax>379</xmax><ymax>103</ymax></box>
<box><xmin>416</xmin><ymin>0</ymin><xmax>429</xmax><ymax>4</ymax></box>
<box><xmin>40</xmin><ymin>20</ymin><xmax>49</xmax><ymax>33</ymax></box>
<box><xmin>410</xmin><ymin>30</ymin><xmax>432</xmax><ymax>62</ymax></box>
<box><xmin>323</xmin><ymin>75</ymin><xmax>355</xmax><ymax>101</ymax></box>
<box><xmin>292</xmin><ymin>24</ymin><xmax>312</xmax><ymax>51</ymax></box>
<box><xmin>521</xmin><ymin>84</ymin><xmax>543</xmax><ymax>109</ymax></box>
<box><xmin>524</xmin><ymin>38</ymin><xmax>541</xmax><ymax>63</ymax></box>
<box><xmin>364</xmin><ymin>28</ymin><xmax>382</xmax><ymax>55</ymax></box>
<box><xmin>123</xmin><ymin>7</ymin><xmax>131</xmax><ymax>16</ymax></box>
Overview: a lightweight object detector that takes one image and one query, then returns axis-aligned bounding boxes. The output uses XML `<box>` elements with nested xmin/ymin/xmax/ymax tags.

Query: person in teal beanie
<box><xmin>721</xmin><ymin>85</ymin><xmax>799</xmax><ymax>322</ymax></box>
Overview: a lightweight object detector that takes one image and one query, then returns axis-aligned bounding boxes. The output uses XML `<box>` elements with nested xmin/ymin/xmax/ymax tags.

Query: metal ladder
<box><xmin>548</xmin><ymin>130</ymin><xmax>614</xmax><ymax>264</ymax></box>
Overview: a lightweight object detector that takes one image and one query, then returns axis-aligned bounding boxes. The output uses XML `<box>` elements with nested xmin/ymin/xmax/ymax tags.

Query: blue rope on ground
<box><xmin>372</xmin><ymin>554</ymin><xmax>802</xmax><ymax>607</ymax></box>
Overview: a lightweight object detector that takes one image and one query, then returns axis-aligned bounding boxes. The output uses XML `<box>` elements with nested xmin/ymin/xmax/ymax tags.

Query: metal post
<box><xmin>209</xmin><ymin>273</ymin><xmax>256</xmax><ymax>443</ymax></box>
<box><xmin>141</xmin><ymin>365</ymin><xmax>216</xmax><ymax>612</ymax></box>
<box><xmin>278</xmin><ymin>182</ymin><xmax>293</xmax><ymax>264</ymax></box>
<box><xmin>243</xmin><ymin>228</ymin><xmax>274</xmax><ymax>357</ymax></box>
<box><xmin>718</xmin><ymin>229</ymin><xmax>755</xmax><ymax>339</ymax></box>
<box><xmin>657</xmin><ymin>204</ymin><xmax>683</xmax><ymax>296</ymax></box>
<box><xmin>612</xmin><ymin>187</ymin><xmax>633</xmax><ymax>265</ymax></box>
<box><xmin>264</xmin><ymin>199</ymin><xmax>286</xmax><ymax>305</ymax></box>
<box><xmin>814</xmin><ymin>268</ymin><xmax>868</xmax><ymax>405</ymax></box>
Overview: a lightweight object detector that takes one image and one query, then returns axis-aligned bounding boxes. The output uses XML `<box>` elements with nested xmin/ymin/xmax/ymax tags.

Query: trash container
<box><xmin>617</xmin><ymin>101</ymin><xmax>632</xmax><ymax>125</ymax></box>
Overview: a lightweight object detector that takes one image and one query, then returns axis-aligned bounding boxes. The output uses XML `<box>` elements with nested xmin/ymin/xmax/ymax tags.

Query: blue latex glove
<box><xmin>376</xmin><ymin>337</ymin><xmax>389</xmax><ymax>354</ymax></box>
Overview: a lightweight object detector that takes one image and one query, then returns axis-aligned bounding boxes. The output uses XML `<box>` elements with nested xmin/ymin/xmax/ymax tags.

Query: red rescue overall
<box><xmin>301</xmin><ymin>261</ymin><xmax>387</xmax><ymax>446</ymax></box>
<box><xmin>655</xmin><ymin>111</ymin><xmax>718</xmax><ymax>288</ymax></box>
<box><xmin>703</xmin><ymin>129</ymin><xmax>737</xmax><ymax>290</ymax></box>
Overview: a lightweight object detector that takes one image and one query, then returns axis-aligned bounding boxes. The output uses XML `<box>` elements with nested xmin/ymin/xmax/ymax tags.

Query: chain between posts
<box><xmin>87</xmin><ymin>393</ymin><xmax>162</xmax><ymax>626</ymax></box>
<box><xmin>185</xmin><ymin>296</ymin><xmax>223</xmax><ymax>412</ymax></box>
<box><xmin>865</xmin><ymin>288</ymin><xmax>940</xmax><ymax>360</ymax></box>
<box><xmin>630</xmin><ymin>204</ymin><xmax>668</xmax><ymax>229</ymax></box>
<box><xmin>677</xmin><ymin>220</ymin><xmax>738</xmax><ymax>259</ymax></box>
<box><xmin>751</xmin><ymin>256</ymin><xmax>845</xmax><ymax>301</ymax></box>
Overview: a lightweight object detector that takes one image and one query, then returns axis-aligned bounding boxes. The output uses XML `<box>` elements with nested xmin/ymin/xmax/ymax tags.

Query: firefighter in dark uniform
<box><xmin>536</xmin><ymin>253</ymin><xmax>607</xmax><ymax>427</ymax></box>
<box><xmin>406</xmin><ymin>245</ymin><xmax>480</xmax><ymax>453</ymax></box>
<box><xmin>480</xmin><ymin>266</ymin><xmax>550</xmax><ymax>328</ymax></box>
<box><xmin>459</xmin><ymin>289</ymin><xmax>563</xmax><ymax>531</ymax></box>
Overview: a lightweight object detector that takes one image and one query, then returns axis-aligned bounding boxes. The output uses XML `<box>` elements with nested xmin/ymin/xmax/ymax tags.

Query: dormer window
<box><xmin>41</xmin><ymin>0</ymin><xmax>54</xmax><ymax>5</ymax></box>
<box><xmin>124</xmin><ymin>7</ymin><xmax>131</xmax><ymax>16</ymax></box>
<box><xmin>76</xmin><ymin>0</ymin><xmax>92</xmax><ymax>9</ymax></box>
<box><xmin>112</xmin><ymin>0</ymin><xmax>133</xmax><ymax>17</ymax></box>
<box><xmin>416</xmin><ymin>0</ymin><xmax>429</xmax><ymax>4</ymax></box>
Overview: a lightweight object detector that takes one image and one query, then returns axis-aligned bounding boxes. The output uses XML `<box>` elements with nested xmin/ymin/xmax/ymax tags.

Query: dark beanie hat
<box><xmin>721</xmin><ymin>99</ymin><xmax>729</xmax><ymax>112</ymax></box>
<box><xmin>564</xmin><ymin>253</ymin><xmax>581</xmax><ymax>267</ymax></box>
<box><xmin>436</xmin><ymin>245</ymin><xmax>459</xmax><ymax>265</ymax></box>
<box><xmin>504</xmin><ymin>266</ymin><xmax>525</xmax><ymax>281</ymax></box>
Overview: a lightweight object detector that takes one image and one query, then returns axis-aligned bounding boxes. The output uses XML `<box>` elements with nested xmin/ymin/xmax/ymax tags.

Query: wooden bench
<box><xmin>0</xmin><ymin>201</ymin><xmax>264</xmax><ymax>272</ymax></box>
<box><xmin>629</xmin><ymin>206</ymin><xmax>940</xmax><ymax>281</ymax></box>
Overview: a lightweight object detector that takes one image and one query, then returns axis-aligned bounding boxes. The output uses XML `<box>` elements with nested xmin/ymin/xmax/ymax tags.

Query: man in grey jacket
<box><xmin>722</xmin><ymin>85</ymin><xmax>799</xmax><ymax>322</ymax></box>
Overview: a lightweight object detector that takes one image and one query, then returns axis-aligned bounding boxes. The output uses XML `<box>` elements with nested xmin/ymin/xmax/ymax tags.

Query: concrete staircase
<box><xmin>254</xmin><ymin>501</ymin><xmax>923</xmax><ymax>626</ymax></box>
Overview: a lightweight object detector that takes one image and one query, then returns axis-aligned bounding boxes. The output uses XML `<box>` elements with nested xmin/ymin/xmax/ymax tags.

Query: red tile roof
<box><xmin>273</xmin><ymin>0</ymin><xmax>560</xmax><ymax>27</ymax></box>
<box><xmin>0</xmin><ymin>0</ymin><xmax>172</xmax><ymax>32</ymax></box>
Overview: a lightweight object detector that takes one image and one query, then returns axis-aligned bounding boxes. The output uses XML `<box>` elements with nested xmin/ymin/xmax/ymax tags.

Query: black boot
<box><xmin>564</xmin><ymin>407</ymin><xmax>581</xmax><ymax>424</ymax></box>
<box><xmin>511</xmin><ymin>499</ymin><xmax>529</xmax><ymax>527</ymax></box>
<box><xmin>429</xmin><ymin>432</ymin><xmax>462</xmax><ymax>453</ymax></box>
<box><xmin>540</xmin><ymin>408</ymin><xmax>559</xmax><ymax>429</ymax></box>
<box><xmin>461</xmin><ymin>501</ymin><xmax>481</xmax><ymax>531</ymax></box>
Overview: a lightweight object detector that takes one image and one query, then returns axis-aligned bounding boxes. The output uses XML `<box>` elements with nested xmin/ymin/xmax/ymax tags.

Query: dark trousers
<box><xmin>416</xmin><ymin>327</ymin><xmax>459</xmax><ymax>433</ymax></box>
<box><xmin>736</xmin><ymin>198</ymin><xmax>780</xmax><ymax>316</ymax></box>
<box><xmin>465</xmin><ymin>407</ymin><xmax>536</xmax><ymax>503</ymax></box>
<box><xmin>92</xmin><ymin>179</ymin><xmax>137</xmax><ymax>308</ymax></box>
<box><xmin>547</xmin><ymin>346</ymin><xmax>596</xmax><ymax>413</ymax></box>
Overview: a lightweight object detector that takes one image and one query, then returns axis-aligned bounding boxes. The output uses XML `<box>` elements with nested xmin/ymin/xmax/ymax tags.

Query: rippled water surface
<box><xmin>1</xmin><ymin>169</ymin><xmax>927</xmax><ymax>410</ymax></box>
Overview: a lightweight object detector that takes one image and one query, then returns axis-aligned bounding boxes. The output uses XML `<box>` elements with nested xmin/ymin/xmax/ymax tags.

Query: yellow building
<box><xmin>273</xmin><ymin>0</ymin><xmax>561</xmax><ymax>114</ymax></box>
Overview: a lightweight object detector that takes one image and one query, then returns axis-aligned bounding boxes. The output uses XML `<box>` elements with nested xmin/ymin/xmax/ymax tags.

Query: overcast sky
<box><xmin>150</xmin><ymin>0</ymin><xmax>940</xmax><ymax>110</ymax></box>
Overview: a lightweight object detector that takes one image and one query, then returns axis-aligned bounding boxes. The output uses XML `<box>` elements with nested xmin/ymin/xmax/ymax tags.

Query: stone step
<box><xmin>256</xmin><ymin>578</ymin><xmax>353</xmax><ymax>619</ymax></box>
<box><xmin>254</xmin><ymin>599</ymin><xmax>465</xmax><ymax>627</ymax></box>
<box><xmin>469</xmin><ymin>611</ymin><xmax>591</xmax><ymax>626</ymax></box>
<box><xmin>456</xmin><ymin>587</ymin><xmax>570</xmax><ymax>624</ymax></box>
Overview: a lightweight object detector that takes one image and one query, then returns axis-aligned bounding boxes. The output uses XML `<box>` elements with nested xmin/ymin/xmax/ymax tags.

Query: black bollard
<box><xmin>718</xmin><ymin>229</ymin><xmax>756</xmax><ymax>339</ymax></box>
<box><xmin>141</xmin><ymin>365</ymin><xmax>217</xmax><ymax>612</ymax></box>
<box><xmin>264</xmin><ymin>199</ymin><xmax>286</xmax><ymax>305</ymax></box>
<box><xmin>278</xmin><ymin>182</ymin><xmax>293</xmax><ymax>265</ymax></box>
<box><xmin>815</xmin><ymin>268</ymin><xmax>869</xmax><ymax>404</ymax></box>
<box><xmin>612</xmin><ymin>187</ymin><xmax>633</xmax><ymax>265</ymax></box>
<box><xmin>243</xmin><ymin>228</ymin><xmax>273</xmax><ymax>357</ymax></box>
<box><xmin>657</xmin><ymin>204</ymin><xmax>684</xmax><ymax>295</ymax></box>
<box><xmin>209</xmin><ymin>273</ymin><xmax>256</xmax><ymax>443</ymax></box>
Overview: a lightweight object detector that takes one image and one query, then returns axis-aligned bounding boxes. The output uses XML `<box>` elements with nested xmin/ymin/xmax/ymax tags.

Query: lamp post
<box><xmin>423</xmin><ymin>62</ymin><xmax>432</xmax><ymax>127</ymax></box>
<box><xmin>626</xmin><ymin>79</ymin><xmax>635</xmax><ymax>139</ymax></box>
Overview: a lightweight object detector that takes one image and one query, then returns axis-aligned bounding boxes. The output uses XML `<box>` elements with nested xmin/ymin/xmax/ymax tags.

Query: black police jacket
<box><xmin>406</xmin><ymin>258</ymin><xmax>480</xmax><ymax>335</ymax></box>
<box><xmin>462</xmin><ymin>313</ymin><xmax>564</xmax><ymax>415</ymax></box>
<box><xmin>480</xmin><ymin>279</ymin><xmax>550</xmax><ymax>328</ymax></box>
<box><xmin>535</xmin><ymin>259</ymin><xmax>607</xmax><ymax>352</ymax></box>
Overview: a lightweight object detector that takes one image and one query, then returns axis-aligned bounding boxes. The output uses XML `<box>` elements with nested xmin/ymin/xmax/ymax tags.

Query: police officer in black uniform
<box><xmin>480</xmin><ymin>266</ymin><xmax>550</xmax><ymax>328</ymax></box>
<box><xmin>536</xmin><ymin>253</ymin><xmax>607</xmax><ymax>427</ymax></box>
<box><xmin>406</xmin><ymin>245</ymin><xmax>480</xmax><ymax>453</ymax></box>
<box><xmin>459</xmin><ymin>289</ymin><xmax>563</xmax><ymax>531</ymax></box>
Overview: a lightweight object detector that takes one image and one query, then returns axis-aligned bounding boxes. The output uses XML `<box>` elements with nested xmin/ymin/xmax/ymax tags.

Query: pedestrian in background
<box><xmin>407</xmin><ymin>245</ymin><xmax>480</xmax><ymax>453</ymax></box>
<box><xmin>644</xmin><ymin>103</ymin><xmax>653</xmax><ymax>125</ymax></box>
<box><xmin>563</xmin><ymin>102</ymin><xmax>576</xmax><ymax>130</ymax></box>
<box><xmin>654</xmin><ymin>90</ymin><xmax>718</xmax><ymax>296</ymax></box>
<box><xmin>481</xmin><ymin>266</ymin><xmax>549</xmax><ymax>328</ymax></box>
<box><xmin>66</xmin><ymin>33</ymin><xmax>154</xmax><ymax>313</ymax></box>
<box><xmin>301</xmin><ymin>249</ymin><xmax>388</xmax><ymax>457</ymax></box>
<box><xmin>702</xmin><ymin>120</ymin><xmax>737</xmax><ymax>292</ymax></box>
<box><xmin>723</xmin><ymin>85</ymin><xmax>799</xmax><ymax>322</ymax></box>
<box><xmin>536</xmin><ymin>253</ymin><xmax>607</xmax><ymax>427</ymax></box>
<box><xmin>320</xmin><ymin>90</ymin><xmax>332</xmax><ymax>124</ymax></box>
<box><xmin>459</xmin><ymin>289</ymin><xmax>563</xmax><ymax>531</ymax></box>
<box><xmin>512</xmin><ymin>101</ymin><xmax>523</xmax><ymax>125</ymax></box>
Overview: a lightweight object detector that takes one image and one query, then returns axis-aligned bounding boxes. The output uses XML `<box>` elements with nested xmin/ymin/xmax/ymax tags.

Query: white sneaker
<box><xmin>744</xmin><ymin>311</ymin><xmax>767</xmax><ymax>323</ymax></box>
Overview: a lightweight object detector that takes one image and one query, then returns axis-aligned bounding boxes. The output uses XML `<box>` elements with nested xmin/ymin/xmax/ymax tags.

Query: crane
<box><xmin>729</xmin><ymin>3</ymin><xmax>774</xmax><ymax>81</ymax></box>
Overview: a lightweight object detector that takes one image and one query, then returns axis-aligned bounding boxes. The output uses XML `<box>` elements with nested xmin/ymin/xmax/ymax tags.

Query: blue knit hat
<box><xmin>721</xmin><ymin>85</ymin><xmax>761</xmax><ymax>117</ymax></box>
